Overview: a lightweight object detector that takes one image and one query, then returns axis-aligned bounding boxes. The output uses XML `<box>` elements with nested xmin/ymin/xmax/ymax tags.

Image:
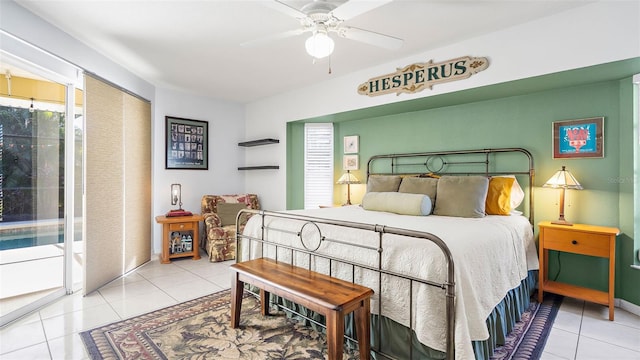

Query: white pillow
<box><xmin>362</xmin><ymin>192</ymin><xmax>432</xmax><ymax>216</ymax></box>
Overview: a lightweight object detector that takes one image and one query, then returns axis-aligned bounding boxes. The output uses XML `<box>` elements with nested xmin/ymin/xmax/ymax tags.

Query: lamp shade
<box><xmin>542</xmin><ymin>166</ymin><xmax>583</xmax><ymax>189</ymax></box>
<box><xmin>305</xmin><ymin>31</ymin><xmax>335</xmax><ymax>59</ymax></box>
<box><xmin>337</xmin><ymin>172</ymin><xmax>361</xmax><ymax>185</ymax></box>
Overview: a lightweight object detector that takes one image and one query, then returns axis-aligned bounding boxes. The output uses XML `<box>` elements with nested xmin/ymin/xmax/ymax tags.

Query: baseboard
<box><xmin>616</xmin><ymin>298</ymin><xmax>640</xmax><ymax>317</ymax></box>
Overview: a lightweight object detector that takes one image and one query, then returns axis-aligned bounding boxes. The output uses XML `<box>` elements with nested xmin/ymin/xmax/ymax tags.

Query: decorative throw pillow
<box><xmin>433</xmin><ymin>176</ymin><xmax>489</xmax><ymax>218</ymax></box>
<box><xmin>493</xmin><ymin>175</ymin><xmax>525</xmax><ymax>209</ymax></box>
<box><xmin>485</xmin><ymin>176</ymin><xmax>515</xmax><ymax>215</ymax></box>
<box><xmin>362</xmin><ymin>192</ymin><xmax>432</xmax><ymax>216</ymax></box>
<box><xmin>367</xmin><ymin>175</ymin><xmax>402</xmax><ymax>193</ymax></box>
<box><xmin>398</xmin><ymin>177</ymin><xmax>438</xmax><ymax>198</ymax></box>
<box><xmin>217</xmin><ymin>203</ymin><xmax>248</xmax><ymax>226</ymax></box>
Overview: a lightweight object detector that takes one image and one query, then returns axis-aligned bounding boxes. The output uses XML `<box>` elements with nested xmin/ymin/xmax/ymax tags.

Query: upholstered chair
<box><xmin>200</xmin><ymin>194</ymin><xmax>259</xmax><ymax>262</ymax></box>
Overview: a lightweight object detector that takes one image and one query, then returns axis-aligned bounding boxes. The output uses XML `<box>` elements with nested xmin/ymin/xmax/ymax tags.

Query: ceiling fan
<box><xmin>241</xmin><ymin>0</ymin><xmax>403</xmax><ymax>59</ymax></box>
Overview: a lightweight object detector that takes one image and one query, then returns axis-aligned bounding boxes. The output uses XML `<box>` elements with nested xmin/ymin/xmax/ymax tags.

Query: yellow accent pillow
<box><xmin>485</xmin><ymin>177</ymin><xmax>515</xmax><ymax>215</ymax></box>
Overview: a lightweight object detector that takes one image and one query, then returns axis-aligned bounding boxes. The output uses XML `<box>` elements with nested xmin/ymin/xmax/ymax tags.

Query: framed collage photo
<box><xmin>552</xmin><ymin>117</ymin><xmax>604</xmax><ymax>159</ymax></box>
<box><xmin>165</xmin><ymin>116</ymin><xmax>209</xmax><ymax>169</ymax></box>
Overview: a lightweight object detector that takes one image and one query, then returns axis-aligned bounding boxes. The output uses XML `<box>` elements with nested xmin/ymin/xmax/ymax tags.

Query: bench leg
<box><xmin>260</xmin><ymin>289</ymin><xmax>270</xmax><ymax>316</ymax></box>
<box><xmin>326</xmin><ymin>310</ymin><xmax>344</xmax><ymax>360</ymax></box>
<box><xmin>355</xmin><ymin>300</ymin><xmax>371</xmax><ymax>360</ymax></box>
<box><xmin>230</xmin><ymin>272</ymin><xmax>244</xmax><ymax>328</ymax></box>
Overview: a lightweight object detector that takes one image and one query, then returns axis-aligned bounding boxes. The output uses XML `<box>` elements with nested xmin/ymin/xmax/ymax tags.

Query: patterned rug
<box><xmin>80</xmin><ymin>289</ymin><xmax>561</xmax><ymax>360</ymax></box>
<box><xmin>490</xmin><ymin>294</ymin><xmax>563</xmax><ymax>360</ymax></box>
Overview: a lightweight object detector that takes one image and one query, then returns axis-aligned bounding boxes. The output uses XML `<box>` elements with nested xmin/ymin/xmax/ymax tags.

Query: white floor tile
<box><xmin>553</xmin><ymin>303</ymin><xmax>583</xmax><ymax>335</ymax></box>
<box><xmin>107</xmin><ymin>289</ymin><xmax>178</xmax><ymax>319</ymax></box>
<box><xmin>0</xmin><ymin>316</ymin><xmax>47</xmax><ymax>354</ymax></box>
<box><xmin>48</xmin><ymin>333</ymin><xmax>89</xmax><ymax>360</ymax></box>
<box><xmin>160</xmin><ymin>278</ymin><xmax>224</xmax><ymax>303</ymax></box>
<box><xmin>580</xmin><ymin>312</ymin><xmax>640</xmax><ymax>352</ymax></box>
<box><xmin>41</xmin><ymin>303</ymin><xmax>121</xmax><ymax>340</ymax></box>
<box><xmin>0</xmin><ymin>341</ymin><xmax>51</xmax><ymax>360</ymax></box>
<box><xmin>543</xmin><ymin>327</ymin><xmax>579</xmax><ymax>360</ymax></box>
<box><xmin>97</xmin><ymin>279</ymin><xmax>160</xmax><ymax>303</ymax></box>
<box><xmin>575</xmin><ymin>335</ymin><xmax>640</xmax><ymax>360</ymax></box>
<box><xmin>39</xmin><ymin>291</ymin><xmax>107</xmax><ymax>320</ymax></box>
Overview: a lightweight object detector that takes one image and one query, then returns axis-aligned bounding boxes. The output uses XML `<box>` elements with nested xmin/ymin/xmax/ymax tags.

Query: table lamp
<box><xmin>337</xmin><ymin>171</ymin><xmax>361</xmax><ymax>206</ymax></box>
<box><xmin>170</xmin><ymin>183</ymin><xmax>183</xmax><ymax>211</ymax></box>
<box><xmin>542</xmin><ymin>166</ymin><xmax>583</xmax><ymax>225</ymax></box>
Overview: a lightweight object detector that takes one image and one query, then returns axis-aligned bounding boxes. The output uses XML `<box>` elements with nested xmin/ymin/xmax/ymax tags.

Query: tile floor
<box><xmin>1</xmin><ymin>251</ymin><xmax>639</xmax><ymax>360</ymax></box>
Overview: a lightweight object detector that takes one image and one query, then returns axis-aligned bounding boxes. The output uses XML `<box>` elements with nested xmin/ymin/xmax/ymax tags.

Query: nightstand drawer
<box><xmin>169</xmin><ymin>222</ymin><xmax>195</xmax><ymax>231</ymax></box>
<box><xmin>542</xmin><ymin>228</ymin><xmax>609</xmax><ymax>257</ymax></box>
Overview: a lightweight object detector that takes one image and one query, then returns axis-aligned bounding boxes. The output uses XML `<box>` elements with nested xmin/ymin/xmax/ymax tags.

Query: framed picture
<box><xmin>553</xmin><ymin>117</ymin><xmax>604</xmax><ymax>159</ymax></box>
<box><xmin>344</xmin><ymin>135</ymin><xmax>359</xmax><ymax>154</ymax></box>
<box><xmin>165</xmin><ymin>116</ymin><xmax>209</xmax><ymax>169</ymax></box>
<box><xmin>343</xmin><ymin>155</ymin><xmax>359</xmax><ymax>170</ymax></box>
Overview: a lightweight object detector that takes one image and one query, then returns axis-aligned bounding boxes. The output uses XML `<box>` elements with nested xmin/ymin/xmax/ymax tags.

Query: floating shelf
<box><xmin>238</xmin><ymin>138</ymin><xmax>280</xmax><ymax>170</ymax></box>
<box><xmin>238</xmin><ymin>166</ymin><xmax>280</xmax><ymax>170</ymax></box>
<box><xmin>238</xmin><ymin>138</ymin><xmax>279</xmax><ymax>147</ymax></box>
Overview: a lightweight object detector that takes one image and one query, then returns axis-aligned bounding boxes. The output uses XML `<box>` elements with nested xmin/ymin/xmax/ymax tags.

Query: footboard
<box><xmin>235</xmin><ymin>209</ymin><xmax>456</xmax><ymax>360</ymax></box>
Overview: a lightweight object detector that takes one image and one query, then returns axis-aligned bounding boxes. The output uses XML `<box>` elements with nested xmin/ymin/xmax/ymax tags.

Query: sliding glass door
<box><xmin>0</xmin><ymin>57</ymin><xmax>83</xmax><ymax>326</ymax></box>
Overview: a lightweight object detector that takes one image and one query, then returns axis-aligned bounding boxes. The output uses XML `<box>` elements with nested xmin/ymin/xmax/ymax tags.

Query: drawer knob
<box><xmin>571</xmin><ymin>240</ymin><xmax>578</xmax><ymax>245</ymax></box>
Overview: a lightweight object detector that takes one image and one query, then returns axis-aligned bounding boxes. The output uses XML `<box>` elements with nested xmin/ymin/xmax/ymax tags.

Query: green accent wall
<box><xmin>287</xmin><ymin>58</ymin><xmax>640</xmax><ymax>306</ymax></box>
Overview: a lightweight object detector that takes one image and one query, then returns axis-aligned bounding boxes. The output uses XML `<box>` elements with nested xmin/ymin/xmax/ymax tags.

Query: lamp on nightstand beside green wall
<box><xmin>543</xmin><ymin>166</ymin><xmax>583</xmax><ymax>226</ymax></box>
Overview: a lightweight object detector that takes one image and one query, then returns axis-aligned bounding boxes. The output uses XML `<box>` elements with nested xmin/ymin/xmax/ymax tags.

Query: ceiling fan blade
<box><xmin>340</xmin><ymin>26</ymin><xmax>403</xmax><ymax>50</ymax></box>
<box><xmin>265</xmin><ymin>0</ymin><xmax>308</xmax><ymax>19</ymax></box>
<box><xmin>331</xmin><ymin>0</ymin><xmax>393</xmax><ymax>20</ymax></box>
<box><xmin>240</xmin><ymin>28</ymin><xmax>306</xmax><ymax>47</ymax></box>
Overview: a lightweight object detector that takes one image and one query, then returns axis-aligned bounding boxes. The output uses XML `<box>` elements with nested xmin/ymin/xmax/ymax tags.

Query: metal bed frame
<box><xmin>235</xmin><ymin>147</ymin><xmax>535</xmax><ymax>360</ymax></box>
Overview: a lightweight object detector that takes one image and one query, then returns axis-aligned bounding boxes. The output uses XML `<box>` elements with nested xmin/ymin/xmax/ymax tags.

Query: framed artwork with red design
<box><xmin>552</xmin><ymin>117</ymin><xmax>604</xmax><ymax>159</ymax></box>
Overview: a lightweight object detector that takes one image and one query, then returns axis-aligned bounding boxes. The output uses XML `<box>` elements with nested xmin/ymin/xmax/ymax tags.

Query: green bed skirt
<box><xmin>268</xmin><ymin>270</ymin><xmax>538</xmax><ymax>360</ymax></box>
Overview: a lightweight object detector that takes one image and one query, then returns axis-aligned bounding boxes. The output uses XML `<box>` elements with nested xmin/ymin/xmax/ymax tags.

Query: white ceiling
<box><xmin>14</xmin><ymin>0</ymin><xmax>590</xmax><ymax>104</ymax></box>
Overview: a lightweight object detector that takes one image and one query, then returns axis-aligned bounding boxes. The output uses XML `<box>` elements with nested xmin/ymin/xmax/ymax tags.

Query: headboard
<box><xmin>366</xmin><ymin>147</ymin><xmax>535</xmax><ymax>223</ymax></box>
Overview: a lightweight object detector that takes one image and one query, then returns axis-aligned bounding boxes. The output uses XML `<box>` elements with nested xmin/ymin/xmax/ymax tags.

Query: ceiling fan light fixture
<box><xmin>305</xmin><ymin>31</ymin><xmax>334</xmax><ymax>59</ymax></box>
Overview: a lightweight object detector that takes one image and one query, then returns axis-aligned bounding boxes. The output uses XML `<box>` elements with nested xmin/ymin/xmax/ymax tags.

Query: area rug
<box><xmin>80</xmin><ymin>289</ymin><xmax>561</xmax><ymax>360</ymax></box>
<box><xmin>490</xmin><ymin>294</ymin><xmax>563</xmax><ymax>360</ymax></box>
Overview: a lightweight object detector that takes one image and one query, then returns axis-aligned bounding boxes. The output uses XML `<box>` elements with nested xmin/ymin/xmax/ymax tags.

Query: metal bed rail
<box><xmin>235</xmin><ymin>209</ymin><xmax>456</xmax><ymax>360</ymax></box>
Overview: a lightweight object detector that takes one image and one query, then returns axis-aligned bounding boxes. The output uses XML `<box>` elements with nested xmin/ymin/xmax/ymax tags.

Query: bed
<box><xmin>235</xmin><ymin>148</ymin><xmax>539</xmax><ymax>360</ymax></box>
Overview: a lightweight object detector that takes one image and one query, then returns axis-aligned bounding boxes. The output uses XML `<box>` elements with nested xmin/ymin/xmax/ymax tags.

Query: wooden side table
<box><xmin>538</xmin><ymin>221</ymin><xmax>619</xmax><ymax>320</ymax></box>
<box><xmin>155</xmin><ymin>214</ymin><xmax>204</xmax><ymax>264</ymax></box>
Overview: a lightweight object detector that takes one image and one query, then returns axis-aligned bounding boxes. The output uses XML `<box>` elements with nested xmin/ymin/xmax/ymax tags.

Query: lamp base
<box><xmin>551</xmin><ymin>219</ymin><xmax>574</xmax><ymax>226</ymax></box>
<box><xmin>166</xmin><ymin>209</ymin><xmax>192</xmax><ymax>217</ymax></box>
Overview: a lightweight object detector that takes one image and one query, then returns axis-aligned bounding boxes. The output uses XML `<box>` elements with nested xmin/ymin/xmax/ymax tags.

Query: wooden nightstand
<box><xmin>155</xmin><ymin>214</ymin><xmax>204</xmax><ymax>264</ymax></box>
<box><xmin>538</xmin><ymin>221</ymin><xmax>619</xmax><ymax>320</ymax></box>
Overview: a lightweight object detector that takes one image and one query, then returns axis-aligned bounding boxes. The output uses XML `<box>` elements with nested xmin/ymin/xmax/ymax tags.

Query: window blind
<box><xmin>304</xmin><ymin>123</ymin><xmax>334</xmax><ymax>209</ymax></box>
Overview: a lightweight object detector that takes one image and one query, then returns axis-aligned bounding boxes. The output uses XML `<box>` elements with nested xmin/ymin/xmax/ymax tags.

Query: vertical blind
<box><xmin>304</xmin><ymin>123</ymin><xmax>334</xmax><ymax>209</ymax></box>
<box><xmin>84</xmin><ymin>74</ymin><xmax>151</xmax><ymax>294</ymax></box>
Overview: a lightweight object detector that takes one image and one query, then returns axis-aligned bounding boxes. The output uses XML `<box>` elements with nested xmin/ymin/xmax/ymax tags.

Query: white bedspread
<box><xmin>241</xmin><ymin>206</ymin><xmax>538</xmax><ymax>360</ymax></box>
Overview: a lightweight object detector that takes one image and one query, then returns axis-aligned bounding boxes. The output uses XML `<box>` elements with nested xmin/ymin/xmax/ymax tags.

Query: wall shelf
<box><xmin>238</xmin><ymin>138</ymin><xmax>279</xmax><ymax>147</ymax></box>
<box><xmin>238</xmin><ymin>166</ymin><xmax>280</xmax><ymax>170</ymax></box>
<box><xmin>238</xmin><ymin>138</ymin><xmax>279</xmax><ymax>170</ymax></box>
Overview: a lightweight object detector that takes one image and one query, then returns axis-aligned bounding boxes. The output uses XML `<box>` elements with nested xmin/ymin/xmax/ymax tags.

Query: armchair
<box><xmin>200</xmin><ymin>194</ymin><xmax>259</xmax><ymax>262</ymax></box>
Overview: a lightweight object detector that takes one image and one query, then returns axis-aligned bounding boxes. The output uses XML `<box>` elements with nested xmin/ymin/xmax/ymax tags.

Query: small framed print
<box><xmin>552</xmin><ymin>117</ymin><xmax>604</xmax><ymax>159</ymax></box>
<box><xmin>343</xmin><ymin>155</ymin><xmax>359</xmax><ymax>170</ymax></box>
<box><xmin>166</xmin><ymin>116</ymin><xmax>209</xmax><ymax>169</ymax></box>
<box><xmin>344</xmin><ymin>135</ymin><xmax>359</xmax><ymax>154</ymax></box>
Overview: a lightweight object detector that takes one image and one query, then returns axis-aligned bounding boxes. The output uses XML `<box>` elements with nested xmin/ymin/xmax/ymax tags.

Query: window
<box><xmin>304</xmin><ymin>123</ymin><xmax>334</xmax><ymax>209</ymax></box>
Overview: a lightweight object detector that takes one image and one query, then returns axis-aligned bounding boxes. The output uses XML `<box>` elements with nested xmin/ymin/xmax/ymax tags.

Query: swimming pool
<box><xmin>0</xmin><ymin>221</ymin><xmax>72</xmax><ymax>251</ymax></box>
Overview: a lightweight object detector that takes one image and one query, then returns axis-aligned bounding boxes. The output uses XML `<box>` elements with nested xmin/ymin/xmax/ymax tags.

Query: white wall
<box><xmin>153</xmin><ymin>88</ymin><xmax>245</xmax><ymax>254</ymax></box>
<box><xmin>244</xmin><ymin>1</ymin><xmax>640</xmax><ymax>210</ymax></box>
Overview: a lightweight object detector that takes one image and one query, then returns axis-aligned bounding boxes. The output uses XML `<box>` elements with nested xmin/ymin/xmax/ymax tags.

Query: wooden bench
<box><xmin>230</xmin><ymin>258</ymin><xmax>373</xmax><ymax>360</ymax></box>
